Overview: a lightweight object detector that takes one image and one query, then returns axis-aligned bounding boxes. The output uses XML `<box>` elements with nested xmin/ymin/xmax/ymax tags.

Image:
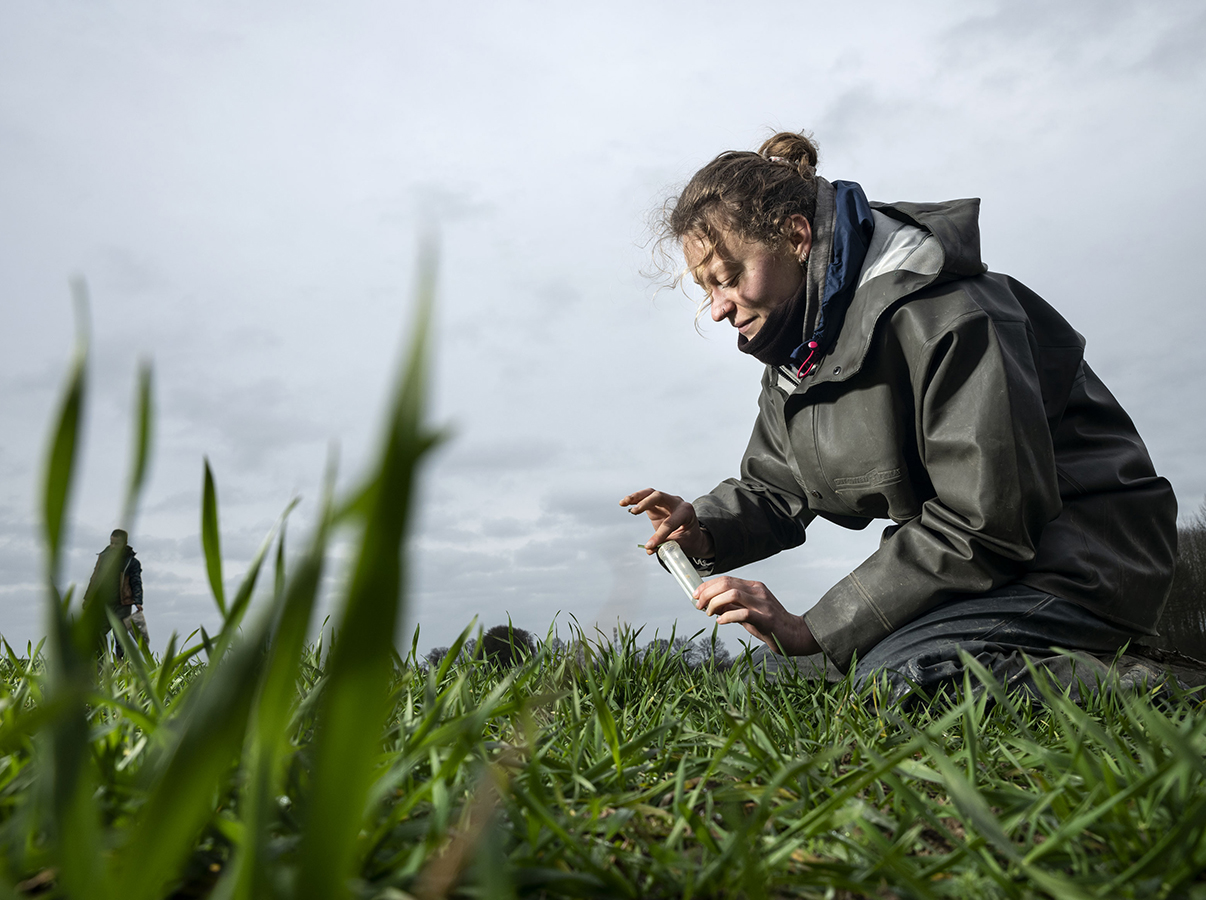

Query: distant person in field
<box><xmin>622</xmin><ymin>129</ymin><xmax>1177</xmax><ymax>701</ymax></box>
<box><xmin>84</xmin><ymin>528</ymin><xmax>150</xmax><ymax>658</ymax></box>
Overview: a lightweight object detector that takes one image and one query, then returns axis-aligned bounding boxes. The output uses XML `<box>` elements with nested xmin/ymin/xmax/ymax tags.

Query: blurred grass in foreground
<box><xmin>3</xmin><ymin>269</ymin><xmax>1206</xmax><ymax>898</ymax></box>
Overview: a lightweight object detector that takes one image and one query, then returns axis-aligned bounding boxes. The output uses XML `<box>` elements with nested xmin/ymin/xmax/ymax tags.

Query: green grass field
<box><xmin>3</xmin><ymin>273</ymin><xmax>1205</xmax><ymax>898</ymax></box>
<box><xmin>4</xmin><ymin>620</ymin><xmax>1206</xmax><ymax>899</ymax></box>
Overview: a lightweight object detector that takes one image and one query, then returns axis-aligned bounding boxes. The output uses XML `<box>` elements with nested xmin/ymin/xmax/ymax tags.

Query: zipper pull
<box><xmin>796</xmin><ymin>341</ymin><xmax>820</xmax><ymax>378</ymax></box>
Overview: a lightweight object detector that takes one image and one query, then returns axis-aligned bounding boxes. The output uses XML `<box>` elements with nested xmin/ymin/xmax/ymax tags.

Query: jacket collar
<box><xmin>741</xmin><ymin>178</ymin><xmax>877</xmax><ymax>371</ymax></box>
<box><xmin>777</xmin><ymin>191</ymin><xmax>987</xmax><ymax>393</ymax></box>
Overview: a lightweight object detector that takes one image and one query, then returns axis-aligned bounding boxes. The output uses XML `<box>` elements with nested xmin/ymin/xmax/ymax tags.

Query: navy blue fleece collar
<box><xmin>788</xmin><ymin>180</ymin><xmax>874</xmax><ymax>372</ymax></box>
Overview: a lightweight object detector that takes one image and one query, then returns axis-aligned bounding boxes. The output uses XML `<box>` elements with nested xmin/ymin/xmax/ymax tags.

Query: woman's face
<box><xmin>683</xmin><ymin>215</ymin><xmax>812</xmax><ymax>340</ymax></box>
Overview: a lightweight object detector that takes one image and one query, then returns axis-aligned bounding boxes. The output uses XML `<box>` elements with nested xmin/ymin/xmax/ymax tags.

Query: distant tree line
<box><xmin>1145</xmin><ymin>500</ymin><xmax>1206</xmax><ymax>661</ymax></box>
<box><xmin>423</xmin><ymin>624</ymin><xmax>539</xmax><ymax>670</ymax></box>
<box><xmin>423</xmin><ymin>624</ymin><xmax>735</xmax><ymax>672</ymax></box>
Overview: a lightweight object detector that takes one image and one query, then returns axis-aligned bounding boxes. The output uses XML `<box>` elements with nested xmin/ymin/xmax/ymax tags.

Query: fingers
<box><xmin>693</xmin><ymin>579</ymin><xmax>754</xmax><ymax>616</ymax></box>
<box><xmin>686</xmin><ymin>576</ymin><xmax>816</xmax><ymax>655</ymax></box>
<box><xmin>693</xmin><ymin>587</ymin><xmax>775</xmax><ymax>646</ymax></box>
<box><xmin>701</xmin><ymin>589</ymin><xmax>762</xmax><ymax>620</ymax></box>
<box><xmin>646</xmin><ymin>511</ymin><xmax>697</xmax><ymax>552</ymax></box>
<box><xmin>715</xmin><ymin>607</ymin><xmax>754</xmax><ymax>627</ymax></box>
<box><xmin>692</xmin><ymin>576</ymin><xmax>763</xmax><ymax>607</ymax></box>
<box><xmin>698</xmin><ymin>588</ymin><xmax>742</xmax><ymax>617</ymax></box>
<box><xmin>646</xmin><ymin>520</ymin><xmax>674</xmax><ymax>552</ymax></box>
<box><xmin>621</xmin><ymin>489</ymin><xmax>698</xmax><ymax>553</ymax></box>
<box><xmin>619</xmin><ymin>488</ymin><xmax>655</xmax><ymax>508</ymax></box>
<box><xmin>692</xmin><ymin>578</ymin><xmax>780</xmax><ymax>626</ymax></box>
<box><xmin>623</xmin><ymin>489</ymin><xmax>682</xmax><ymax>517</ymax></box>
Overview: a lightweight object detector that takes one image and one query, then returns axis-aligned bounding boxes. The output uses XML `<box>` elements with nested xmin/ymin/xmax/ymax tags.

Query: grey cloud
<box><xmin>543</xmin><ymin>489</ymin><xmax>626</xmax><ymax>521</ymax></box>
<box><xmin>129</xmin><ymin>532</ymin><xmax>202</xmax><ymax>563</ymax></box>
<box><xmin>438</xmin><ymin>438</ymin><xmax>563</xmax><ymax>474</ymax></box>
<box><xmin>1132</xmin><ymin>8</ymin><xmax>1206</xmax><ymax>78</ymax></box>
<box><xmin>145</xmin><ymin>569</ymin><xmax>193</xmax><ymax>587</ymax></box>
<box><xmin>96</xmin><ymin>245</ymin><xmax>170</xmax><ymax>296</ymax></box>
<box><xmin>0</xmin><ymin>501</ymin><xmax>38</xmax><ymax>536</ymax></box>
<box><xmin>529</xmin><ymin>279</ymin><xmax>584</xmax><ymax>313</ymax></box>
<box><xmin>166</xmin><ymin>377</ymin><xmax>327</xmax><ymax>471</ymax></box>
<box><xmin>539</xmin><ymin>491</ymin><xmax>637</xmax><ymax>541</ymax></box>
<box><xmin>942</xmin><ymin>0</ymin><xmax>1206</xmax><ymax>80</ymax></box>
<box><xmin>948</xmin><ymin>0</ymin><xmax>1124</xmax><ymax>44</ymax></box>
<box><xmin>413</xmin><ymin>520</ymin><xmax>486</xmax><ymax>546</ymax></box>
<box><xmin>813</xmin><ymin>85</ymin><xmax>904</xmax><ymax>153</ymax></box>
<box><xmin>0</xmin><ymin>507</ymin><xmax>42</xmax><ymax>593</ymax></box>
<box><xmin>144</xmin><ymin>490</ymin><xmax>204</xmax><ymax>516</ymax></box>
<box><xmin>0</xmin><ymin>601</ymin><xmax>44</xmax><ymax>650</ymax></box>
<box><xmin>479</xmin><ymin>516</ymin><xmax>531</xmax><ymax>539</ymax></box>
<box><xmin>221</xmin><ymin>325</ymin><xmax>285</xmax><ymax>355</ymax></box>
<box><xmin>4</xmin><ymin>354</ymin><xmax>74</xmax><ymax>395</ymax></box>
<box><xmin>214</xmin><ymin>522</ymin><xmax>294</xmax><ymax>567</ymax></box>
<box><xmin>420</xmin><ymin>545</ymin><xmax>513</xmax><ymax>580</ymax></box>
<box><xmin>0</xmin><ymin>449</ymin><xmax>30</xmax><ymax>483</ymax></box>
<box><xmin>66</xmin><ymin>521</ymin><xmax>114</xmax><ymax>554</ymax></box>
<box><xmin>512</xmin><ymin>538</ymin><xmax>579</xmax><ymax>572</ymax></box>
<box><xmin>410</xmin><ymin>482</ymin><xmax>646</xmax><ymax>611</ymax></box>
<box><xmin>403</xmin><ymin>183</ymin><xmax>494</xmax><ymax>224</ymax></box>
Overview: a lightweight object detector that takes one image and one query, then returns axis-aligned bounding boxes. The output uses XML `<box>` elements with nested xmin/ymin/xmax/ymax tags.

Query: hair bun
<box><xmin>758</xmin><ymin>131</ymin><xmax>819</xmax><ymax>177</ymax></box>
<box><xmin>660</xmin><ymin>127</ymin><xmax>823</xmax><ymax>282</ymax></box>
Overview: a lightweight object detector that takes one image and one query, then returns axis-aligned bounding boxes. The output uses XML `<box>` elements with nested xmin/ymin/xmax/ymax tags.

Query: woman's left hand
<box><xmin>694</xmin><ymin>576</ymin><xmax>820</xmax><ymax>656</ymax></box>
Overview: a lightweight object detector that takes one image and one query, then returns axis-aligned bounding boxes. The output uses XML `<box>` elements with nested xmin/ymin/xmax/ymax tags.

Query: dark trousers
<box><xmin>853</xmin><ymin>584</ymin><xmax>1138</xmax><ymax>703</ymax></box>
<box><xmin>102</xmin><ymin>607</ymin><xmax>150</xmax><ymax>659</ymax></box>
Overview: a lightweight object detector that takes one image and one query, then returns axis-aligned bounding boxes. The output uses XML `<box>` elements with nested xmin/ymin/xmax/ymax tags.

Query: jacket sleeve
<box><xmin>126</xmin><ymin>557</ymin><xmax>144</xmax><ymax>605</ymax></box>
<box><xmin>84</xmin><ymin>555</ymin><xmax>103</xmax><ymax>603</ymax></box>
<box><xmin>693</xmin><ymin>369</ymin><xmax>816</xmax><ymax>570</ymax></box>
<box><xmin>804</xmin><ymin>303</ymin><xmax>1063</xmax><ymax>671</ymax></box>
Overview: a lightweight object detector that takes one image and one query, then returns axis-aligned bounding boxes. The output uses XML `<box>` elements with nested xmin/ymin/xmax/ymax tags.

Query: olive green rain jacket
<box><xmin>692</xmin><ymin>179</ymin><xmax>1178</xmax><ymax>673</ymax></box>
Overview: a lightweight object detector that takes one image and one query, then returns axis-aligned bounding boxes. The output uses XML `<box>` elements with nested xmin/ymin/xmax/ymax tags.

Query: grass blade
<box><xmin>201</xmin><ymin>458</ymin><xmax>226</xmax><ymax>617</ymax></box>
<box><xmin>120</xmin><ymin>360</ymin><xmax>154</xmax><ymax>530</ymax></box>
<box><xmin>216</xmin><ymin>487</ymin><xmax>331</xmax><ymax>900</ymax></box>
<box><xmin>35</xmin><ymin>287</ymin><xmax>109</xmax><ymax>898</ymax></box>
<box><xmin>109</xmin><ymin>620</ymin><xmax>270</xmax><ymax>899</ymax></box>
<box><xmin>212</xmin><ymin>497</ymin><xmax>299</xmax><ymax>659</ymax></box>
<box><xmin>41</xmin><ymin>283</ymin><xmax>88</xmax><ymax>580</ymax></box>
<box><xmin>296</xmin><ymin>245</ymin><xmax>441</xmax><ymax>900</ymax></box>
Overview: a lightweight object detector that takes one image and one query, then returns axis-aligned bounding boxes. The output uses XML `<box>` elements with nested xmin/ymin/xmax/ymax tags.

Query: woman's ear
<box><xmin>784</xmin><ymin>214</ymin><xmax>813</xmax><ymax>261</ymax></box>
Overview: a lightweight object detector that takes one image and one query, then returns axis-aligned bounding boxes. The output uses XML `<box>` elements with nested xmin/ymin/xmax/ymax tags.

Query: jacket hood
<box><xmin>745</xmin><ymin>179</ymin><xmax>989</xmax><ymax>377</ymax></box>
<box><xmin>871</xmin><ymin>197</ymin><xmax>987</xmax><ymax>281</ymax></box>
<box><xmin>777</xmin><ymin>184</ymin><xmax>989</xmax><ymax>389</ymax></box>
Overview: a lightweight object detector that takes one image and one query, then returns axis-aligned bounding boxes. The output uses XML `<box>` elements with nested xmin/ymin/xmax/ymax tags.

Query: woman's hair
<box><xmin>660</xmin><ymin>131</ymin><xmax>820</xmax><ymax>268</ymax></box>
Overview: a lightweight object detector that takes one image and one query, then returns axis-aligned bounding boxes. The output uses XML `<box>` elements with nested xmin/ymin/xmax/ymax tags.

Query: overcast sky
<box><xmin>2</xmin><ymin>0</ymin><xmax>1204</xmax><ymax>656</ymax></box>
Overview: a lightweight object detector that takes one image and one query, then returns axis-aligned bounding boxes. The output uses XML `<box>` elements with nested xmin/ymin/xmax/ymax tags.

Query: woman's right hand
<box><xmin>619</xmin><ymin>488</ymin><xmax>715</xmax><ymax>558</ymax></box>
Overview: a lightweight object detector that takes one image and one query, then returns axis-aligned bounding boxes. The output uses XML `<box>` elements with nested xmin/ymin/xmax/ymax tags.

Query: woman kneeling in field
<box><xmin>622</xmin><ymin>130</ymin><xmax>1177</xmax><ymax>700</ymax></box>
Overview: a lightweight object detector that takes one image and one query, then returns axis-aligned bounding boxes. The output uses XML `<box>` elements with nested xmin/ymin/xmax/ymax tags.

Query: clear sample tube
<box><xmin>656</xmin><ymin>540</ymin><xmax>703</xmax><ymax>603</ymax></box>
